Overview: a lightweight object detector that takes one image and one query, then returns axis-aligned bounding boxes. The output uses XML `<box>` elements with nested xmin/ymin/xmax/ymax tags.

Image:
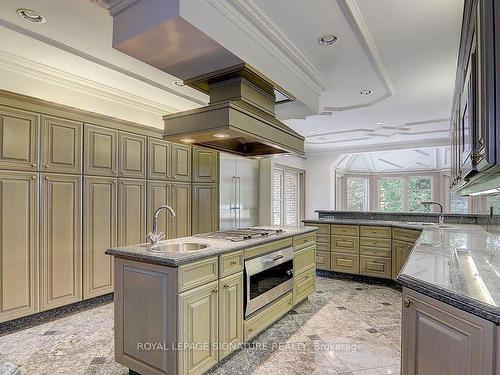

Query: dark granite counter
<box><xmin>105</xmin><ymin>226</ymin><xmax>317</xmax><ymax>267</ymax></box>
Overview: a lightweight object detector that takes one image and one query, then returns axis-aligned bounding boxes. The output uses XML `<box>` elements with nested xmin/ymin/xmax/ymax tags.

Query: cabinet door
<box><xmin>391</xmin><ymin>240</ymin><xmax>413</xmax><ymax>279</ymax></box>
<box><xmin>170</xmin><ymin>182</ymin><xmax>191</xmax><ymax>238</ymax></box>
<box><xmin>178</xmin><ymin>281</ymin><xmax>218</xmax><ymax>375</ymax></box>
<box><xmin>83</xmin><ymin>176</ymin><xmax>116</xmax><ymax>299</ymax></box>
<box><xmin>118</xmin><ymin>179</ymin><xmax>146</xmax><ymax>246</ymax></box>
<box><xmin>41</xmin><ymin>116</ymin><xmax>82</xmax><ymax>174</ymax></box>
<box><xmin>147</xmin><ymin>181</ymin><xmax>172</xmax><ymax>238</ymax></box>
<box><xmin>148</xmin><ymin>138</ymin><xmax>171</xmax><ymax>180</ymax></box>
<box><xmin>172</xmin><ymin>143</ymin><xmax>192</xmax><ymax>182</ymax></box>
<box><xmin>0</xmin><ymin>106</ymin><xmax>38</xmax><ymax>171</ymax></box>
<box><xmin>218</xmin><ymin>272</ymin><xmax>243</xmax><ymax>360</ymax></box>
<box><xmin>119</xmin><ymin>132</ymin><xmax>146</xmax><ymax>179</ymax></box>
<box><xmin>84</xmin><ymin>124</ymin><xmax>118</xmax><ymax>176</ymax></box>
<box><xmin>192</xmin><ymin>183</ymin><xmax>219</xmax><ymax>235</ymax></box>
<box><xmin>193</xmin><ymin>147</ymin><xmax>219</xmax><ymax>183</ymax></box>
<box><xmin>0</xmin><ymin>171</ymin><xmax>38</xmax><ymax>322</ymax></box>
<box><xmin>40</xmin><ymin>174</ymin><xmax>82</xmax><ymax>310</ymax></box>
<box><xmin>402</xmin><ymin>288</ymin><xmax>494</xmax><ymax>375</ymax></box>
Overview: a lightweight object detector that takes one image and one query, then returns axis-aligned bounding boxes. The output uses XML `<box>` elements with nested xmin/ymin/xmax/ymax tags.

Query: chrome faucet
<box><xmin>147</xmin><ymin>205</ymin><xmax>176</xmax><ymax>246</ymax></box>
<box><xmin>420</xmin><ymin>201</ymin><xmax>444</xmax><ymax>224</ymax></box>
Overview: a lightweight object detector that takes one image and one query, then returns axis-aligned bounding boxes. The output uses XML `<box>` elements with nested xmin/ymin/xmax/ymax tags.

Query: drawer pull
<box><xmin>248</xmin><ymin>328</ymin><xmax>254</xmax><ymax>333</ymax></box>
<box><xmin>230</xmin><ymin>259</ymin><xmax>238</xmax><ymax>265</ymax></box>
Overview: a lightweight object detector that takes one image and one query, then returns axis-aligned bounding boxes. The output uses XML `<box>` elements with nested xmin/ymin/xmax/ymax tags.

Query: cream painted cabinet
<box><xmin>147</xmin><ymin>138</ymin><xmax>171</xmax><ymax>180</ymax></box>
<box><xmin>0</xmin><ymin>106</ymin><xmax>38</xmax><ymax>171</ymax></box>
<box><xmin>392</xmin><ymin>240</ymin><xmax>413</xmax><ymax>279</ymax></box>
<box><xmin>171</xmin><ymin>182</ymin><xmax>192</xmax><ymax>238</ymax></box>
<box><xmin>192</xmin><ymin>147</ymin><xmax>219</xmax><ymax>183</ymax></box>
<box><xmin>178</xmin><ymin>281</ymin><xmax>219</xmax><ymax>375</ymax></box>
<box><xmin>172</xmin><ymin>143</ymin><xmax>192</xmax><ymax>182</ymax></box>
<box><xmin>218</xmin><ymin>272</ymin><xmax>243</xmax><ymax>360</ymax></box>
<box><xmin>118</xmin><ymin>179</ymin><xmax>146</xmax><ymax>246</ymax></box>
<box><xmin>41</xmin><ymin>116</ymin><xmax>82</xmax><ymax>174</ymax></box>
<box><xmin>119</xmin><ymin>132</ymin><xmax>146</xmax><ymax>179</ymax></box>
<box><xmin>192</xmin><ymin>183</ymin><xmax>219</xmax><ymax>234</ymax></box>
<box><xmin>147</xmin><ymin>180</ymin><xmax>172</xmax><ymax>238</ymax></box>
<box><xmin>402</xmin><ymin>288</ymin><xmax>494</xmax><ymax>375</ymax></box>
<box><xmin>84</xmin><ymin>124</ymin><xmax>118</xmax><ymax>177</ymax></box>
<box><xmin>0</xmin><ymin>171</ymin><xmax>38</xmax><ymax>322</ymax></box>
<box><xmin>40</xmin><ymin>174</ymin><xmax>82</xmax><ymax>310</ymax></box>
<box><xmin>83</xmin><ymin>176</ymin><xmax>116</xmax><ymax>299</ymax></box>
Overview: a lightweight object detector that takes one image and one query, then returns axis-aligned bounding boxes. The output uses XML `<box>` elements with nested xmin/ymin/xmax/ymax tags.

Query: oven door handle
<box><xmin>269</xmin><ymin>255</ymin><xmax>284</xmax><ymax>262</ymax></box>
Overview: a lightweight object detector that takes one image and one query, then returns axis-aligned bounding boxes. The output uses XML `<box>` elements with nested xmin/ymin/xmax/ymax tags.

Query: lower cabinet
<box><xmin>178</xmin><ymin>281</ymin><xmax>219</xmax><ymax>375</ymax></box>
<box><xmin>331</xmin><ymin>252</ymin><xmax>359</xmax><ymax>274</ymax></box>
<box><xmin>0</xmin><ymin>171</ymin><xmax>39</xmax><ymax>323</ymax></box>
<box><xmin>40</xmin><ymin>174</ymin><xmax>82</xmax><ymax>310</ymax></box>
<box><xmin>218</xmin><ymin>272</ymin><xmax>243</xmax><ymax>360</ymax></box>
<box><xmin>402</xmin><ymin>288</ymin><xmax>495</xmax><ymax>375</ymax></box>
<box><xmin>192</xmin><ymin>183</ymin><xmax>219</xmax><ymax>234</ymax></box>
<box><xmin>83</xmin><ymin>176</ymin><xmax>116</xmax><ymax>299</ymax></box>
<box><xmin>359</xmin><ymin>255</ymin><xmax>391</xmax><ymax>279</ymax></box>
<box><xmin>293</xmin><ymin>266</ymin><xmax>316</xmax><ymax>305</ymax></box>
<box><xmin>392</xmin><ymin>240</ymin><xmax>414</xmax><ymax>279</ymax></box>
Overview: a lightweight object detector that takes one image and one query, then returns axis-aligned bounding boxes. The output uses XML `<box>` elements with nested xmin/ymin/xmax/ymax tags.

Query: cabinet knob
<box><xmin>45</xmin><ymin>165</ymin><xmax>50</xmax><ymax>168</ymax></box>
<box><xmin>403</xmin><ymin>297</ymin><xmax>412</xmax><ymax>308</ymax></box>
<box><xmin>230</xmin><ymin>259</ymin><xmax>237</xmax><ymax>265</ymax></box>
<box><xmin>223</xmin><ymin>284</ymin><xmax>230</xmax><ymax>289</ymax></box>
<box><xmin>31</xmin><ymin>176</ymin><xmax>37</xmax><ymax>180</ymax></box>
<box><xmin>211</xmin><ymin>288</ymin><xmax>218</xmax><ymax>294</ymax></box>
<box><xmin>248</xmin><ymin>328</ymin><xmax>253</xmax><ymax>333</ymax></box>
<box><xmin>31</xmin><ymin>163</ymin><xmax>37</xmax><ymax>167</ymax></box>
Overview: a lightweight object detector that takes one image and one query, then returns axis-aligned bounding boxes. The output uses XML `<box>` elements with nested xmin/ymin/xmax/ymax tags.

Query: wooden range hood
<box><xmin>111</xmin><ymin>0</ymin><xmax>304</xmax><ymax>156</ymax></box>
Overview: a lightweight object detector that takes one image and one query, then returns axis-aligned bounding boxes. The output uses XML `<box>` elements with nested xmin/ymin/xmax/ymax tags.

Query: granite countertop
<box><xmin>0</xmin><ymin>356</ymin><xmax>19</xmax><ymax>375</ymax></box>
<box><xmin>105</xmin><ymin>226</ymin><xmax>317</xmax><ymax>267</ymax></box>
<box><xmin>304</xmin><ymin>218</ymin><xmax>500</xmax><ymax>323</ymax></box>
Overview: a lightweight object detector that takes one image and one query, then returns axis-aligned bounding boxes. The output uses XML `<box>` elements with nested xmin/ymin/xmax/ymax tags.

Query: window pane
<box><xmin>487</xmin><ymin>195</ymin><xmax>500</xmax><ymax>215</ymax></box>
<box><xmin>284</xmin><ymin>171</ymin><xmax>299</xmax><ymax>226</ymax></box>
<box><xmin>379</xmin><ymin>178</ymin><xmax>403</xmax><ymax>212</ymax></box>
<box><xmin>273</xmin><ymin>170</ymin><xmax>283</xmax><ymax>225</ymax></box>
<box><xmin>346</xmin><ymin>177</ymin><xmax>368</xmax><ymax>211</ymax></box>
<box><xmin>451</xmin><ymin>192</ymin><xmax>469</xmax><ymax>213</ymax></box>
<box><xmin>408</xmin><ymin>177</ymin><xmax>432</xmax><ymax>212</ymax></box>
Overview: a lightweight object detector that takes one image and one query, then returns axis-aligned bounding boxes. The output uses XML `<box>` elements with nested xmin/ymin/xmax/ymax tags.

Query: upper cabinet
<box><xmin>41</xmin><ymin>116</ymin><xmax>82</xmax><ymax>174</ymax></box>
<box><xmin>193</xmin><ymin>146</ymin><xmax>219</xmax><ymax>183</ymax></box>
<box><xmin>148</xmin><ymin>138</ymin><xmax>171</xmax><ymax>180</ymax></box>
<box><xmin>172</xmin><ymin>143</ymin><xmax>192</xmax><ymax>182</ymax></box>
<box><xmin>84</xmin><ymin>124</ymin><xmax>118</xmax><ymax>177</ymax></box>
<box><xmin>0</xmin><ymin>106</ymin><xmax>38</xmax><ymax>171</ymax></box>
<box><xmin>451</xmin><ymin>0</ymin><xmax>500</xmax><ymax>192</ymax></box>
<box><xmin>118</xmin><ymin>132</ymin><xmax>146</xmax><ymax>179</ymax></box>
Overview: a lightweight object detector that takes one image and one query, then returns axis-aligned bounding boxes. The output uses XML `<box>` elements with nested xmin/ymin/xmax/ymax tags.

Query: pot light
<box><xmin>173</xmin><ymin>80</ymin><xmax>185</xmax><ymax>87</ymax></box>
<box><xmin>359</xmin><ymin>89</ymin><xmax>373</xmax><ymax>96</ymax></box>
<box><xmin>213</xmin><ymin>133</ymin><xmax>230</xmax><ymax>139</ymax></box>
<box><xmin>180</xmin><ymin>138</ymin><xmax>195</xmax><ymax>144</ymax></box>
<box><xmin>377</xmin><ymin>121</ymin><xmax>387</xmax><ymax>126</ymax></box>
<box><xmin>318</xmin><ymin>34</ymin><xmax>338</xmax><ymax>46</ymax></box>
<box><xmin>17</xmin><ymin>8</ymin><xmax>46</xmax><ymax>23</ymax></box>
<box><xmin>308</xmin><ymin>130</ymin><xmax>316</xmax><ymax>134</ymax></box>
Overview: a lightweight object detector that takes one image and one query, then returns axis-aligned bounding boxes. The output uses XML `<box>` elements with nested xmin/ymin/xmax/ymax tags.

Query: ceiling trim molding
<box><xmin>207</xmin><ymin>0</ymin><xmax>332</xmax><ymax>94</ymax></box>
<box><xmin>0</xmin><ymin>18</ymin><xmax>206</xmax><ymax>106</ymax></box>
<box><xmin>0</xmin><ymin>50</ymin><xmax>178</xmax><ymax>115</ymax></box>
<box><xmin>90</xmin><ymin>0</ymin><xmax>140</xmax><ymax>16</ymax></box>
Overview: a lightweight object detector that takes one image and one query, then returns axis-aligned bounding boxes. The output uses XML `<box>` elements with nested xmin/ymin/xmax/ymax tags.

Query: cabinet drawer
<box><xmin>315</xmin><ymin>251</ymin><xmax>331</xmax><ymax>270</ymax></box>
<box><xmin>360</xmin><ymin>246</ymin><xmax>391</xmax><ymax>258</ymax></box>
<box><xmin>315</xmin><ymin>224</ymin><xmax>330</xmax><ymax>235</ymax></box>
<box><xmin>392</xmin><ymin>227</ymin><xmax>421</xmax><ymax>242</ymax></box>
<box><xmin>219</xmin><ymin>251</ymin><xmax>244</xmax><ymax>278</ymax></box>
<box><xmin>331</xmin><ymin>235</ymin><xmax>359</xmax><ymax>254</ymax></box>
<box><xmin>316</xmin><ymin>242</ymin><xmax>330</xmax><ymax>252</ymax></box>
<box><xmin>360</xmin><ymin>256</ymin><xmax>391</xmax><ymax>279</ymax></box>
<box><xmin>245</xmin><ymin>238</ymin><xmax>293</xmax><ymax>259</ymax></box>
<box><xmin>331</xmin><ymin>225</ymin><xmax>359</xmax><ymax>236</ymax></box>
<box><xmin>178</xmin><ymin>257</ymin><xmax>218</xmax><ymax>292</ymax></box>
<box><xmin>293</xmin><ymin>233</ymin><xmax>316</xmax><ymax>251</ymax></box>
<box><xmin>316</xmin><ymin>233</ymin><xmax>330</xmax><ymax>244</ymax></box>
<box><xmin>331</xmin><ymin>253</ymin><xmax>359</xmax><ymax>274</ymax></box>
<box><xmin>244</xmin><ymin>292</ymin><xmax>293</xmax><ymax>341</ymax></box>
<box><xmin>294</xmin><ymin>245</ymin><xmax>316</xmax><ymax>275</ymax></box>
<box><xmin>293</xmin><ymin>266</ymin><xmax>315</xmax><ymax>305</ymax></box>
<box><xmin>360</xmin><ymin>226</ymin><xmax>391</xmax><ymax>239</ymax></box>
<box><xmin>359</xmin><ymin>237</ymin><xmax>391</xmax><ymax>249</ymax></box>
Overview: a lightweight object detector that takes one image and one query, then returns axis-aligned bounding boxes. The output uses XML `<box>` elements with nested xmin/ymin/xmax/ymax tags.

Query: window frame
<box><xmin>272</xmin><ymin>164</ymin><xmax>305</xmax><ymax>226</ymax></box>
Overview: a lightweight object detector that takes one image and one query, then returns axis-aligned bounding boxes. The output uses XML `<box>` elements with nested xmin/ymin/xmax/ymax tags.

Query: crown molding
<box><xmin>0</xmin><ymin>50</ymin><xmax>178</xmax><ymax>115</ymax></box>
<box><xmin>207</xmin><ymin>0</ymin><xmax>331</xmax><ymax>95</ymax></box>
<box><xmin>90</xmin><ymin>0</ymin><xmax>140</xmax><ymax>16</ymax></box>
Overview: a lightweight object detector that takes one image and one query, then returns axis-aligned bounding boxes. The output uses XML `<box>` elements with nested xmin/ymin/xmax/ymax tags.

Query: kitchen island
<box><xmin>105</xmin><ymin>226</ymin><xmax>317</xmax><ymax>375</ymax></box>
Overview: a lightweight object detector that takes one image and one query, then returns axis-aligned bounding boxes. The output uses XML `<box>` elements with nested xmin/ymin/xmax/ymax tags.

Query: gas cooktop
<box><xmin>195</xmin><ymin>228</ymin><xmax>284</xmax><ymax>242</ymax></box>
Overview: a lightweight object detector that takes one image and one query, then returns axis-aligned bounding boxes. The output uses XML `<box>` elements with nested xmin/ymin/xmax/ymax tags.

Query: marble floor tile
<box><xmin>0</xmin><ymin>276</ymin><xmax>402</xmax><ymax>375</ymax></box>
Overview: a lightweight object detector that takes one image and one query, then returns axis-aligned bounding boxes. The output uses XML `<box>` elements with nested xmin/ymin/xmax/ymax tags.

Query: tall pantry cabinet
<box><xmin>0</xmin><ymin>91</ymin><xmax>220</xmax><ymax>323</ymax></box>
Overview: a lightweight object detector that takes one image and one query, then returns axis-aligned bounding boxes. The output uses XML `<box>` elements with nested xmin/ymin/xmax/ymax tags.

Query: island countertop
<box><xmin>105</xmin><ymin>226</ymin><xmax>317</xmax><ymax>267</ymax></box>
<box><xmin>304</xmin><ymin>218</ymin><xmax>500</xmax><ymax>323</ymax></box>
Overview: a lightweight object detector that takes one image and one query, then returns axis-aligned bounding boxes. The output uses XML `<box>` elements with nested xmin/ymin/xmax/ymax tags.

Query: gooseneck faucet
<box><xmin>420</xmin><ymin>201</ymin><xmax>444</xmax><ymax>224</ymax></box>
<box><xmin>147</xmin><ymin>205</ymin><xmax>176</xmax><ymax>246</ymax></box>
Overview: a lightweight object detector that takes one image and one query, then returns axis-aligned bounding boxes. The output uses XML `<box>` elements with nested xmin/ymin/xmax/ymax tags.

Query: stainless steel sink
<box><xmin>143</xmin><ymin>242</ymin><xmax>209</xmax><ymax>252</ymax></box>
<box><xmin>406</xmin><ymin>222</ymin><xmax>453</xmax><ymax>229</ymax></box>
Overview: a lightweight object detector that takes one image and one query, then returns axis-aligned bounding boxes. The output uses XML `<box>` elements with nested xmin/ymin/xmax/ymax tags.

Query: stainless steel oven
<box><xmin>244</xmin><ymin>246</ymin><xmax>294</xmax><ymax>317</ymax></box>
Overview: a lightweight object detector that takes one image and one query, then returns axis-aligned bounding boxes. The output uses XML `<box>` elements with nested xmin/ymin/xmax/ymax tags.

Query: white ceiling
<box><xmin>0</xmin><ymin>0</ymin><xmax>463</xmax><ymax>153</ymax></box>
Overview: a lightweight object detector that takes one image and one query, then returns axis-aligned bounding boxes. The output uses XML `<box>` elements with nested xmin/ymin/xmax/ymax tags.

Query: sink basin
<box><xmin>144</xmin><ymin>242</ymin><xmax>209</xmax><ymax>252</ymax></box>
<box><xmin>406</xmin><ymin>222</ymin><xmax>453</xmax><ymax>229</ymax></box>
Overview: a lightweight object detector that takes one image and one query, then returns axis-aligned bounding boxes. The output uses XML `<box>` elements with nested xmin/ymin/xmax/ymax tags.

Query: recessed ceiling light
<box><xmin>359</xmin><ymin>89</ymin><xmax>373</xmax><ymax>96</ymax></box>
<box><xmin>173</xmin><ymin>80</ymin><xmax>185</xmax><ymax>87</ymax></box>
<box><xmin>308</xmin><ymin>130</ymin><xmax>316</xmax><ymax>134</ymax></box>
<box><xmin>318</xmin><ymin>34</ymin><xmax>338</xmax><ymax>46</ymax></box>
<box><xmin>213</xmin><ymin>133</ymin><xmax>230</xmax><ymax>139</ymax></box>
<box><xmin>180</xmin><ymin>138</ymin><xmax>195</xmax><ymax>144</ymax></box>
<box><xmin>17</xmin><ymin>8</ymin><xmax>46</xmax><ymax>23</ymax></box>
<box><xmin>377</xmin><ymin>121</ymin><xmax>387</xmax><ymax>126</ymax></box>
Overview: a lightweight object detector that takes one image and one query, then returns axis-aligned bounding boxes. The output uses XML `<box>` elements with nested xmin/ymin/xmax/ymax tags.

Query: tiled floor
<box><xmin>0</xmin><ymin>277</ymin><xmax>402</xmax><ymax>375</ymax></box>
